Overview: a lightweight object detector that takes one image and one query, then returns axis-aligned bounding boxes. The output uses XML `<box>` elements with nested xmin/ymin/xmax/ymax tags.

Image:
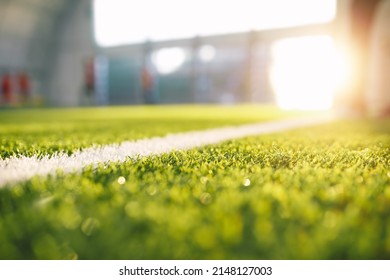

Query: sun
<box><xmin>270</xmin><ymin>35</ymin><xmax>350</xmax><ymax>111</ymax></box>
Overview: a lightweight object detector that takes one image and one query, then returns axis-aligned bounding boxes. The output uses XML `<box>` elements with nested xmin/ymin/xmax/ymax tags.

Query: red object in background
<box><xmin>85</xmin><ymin>57</ymin><xmax>95</xmax><ymax>95</ymax></box>
<box><xmin>141</xmin><ymin>67</ymin><xmax>154</xmax><ymax>91</ymax></box>
<box><xmin>18</xmin><ymin>72</ymin><xmax>30</xmax><ymax>100</ymax></box>
<box><xmin>1</xmin><ymin>73</ymin><xmax>12</xmax><ymax>103</ymax></box>
<box><xmin>141</xmin><ymin>66</ymin><xmax>156</xmax><ymax>104</ymax></box>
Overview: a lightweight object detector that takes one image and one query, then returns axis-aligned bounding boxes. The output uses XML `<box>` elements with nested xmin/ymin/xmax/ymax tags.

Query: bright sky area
<box><xmin>94</xmin><ymin>0</ymin><xmax>337</xmax><ymax>47</ymax></box>
<box><xmin>93</xmin><ymin>0</ymin><xmax>350</xmax><ymax>111</ymax></box>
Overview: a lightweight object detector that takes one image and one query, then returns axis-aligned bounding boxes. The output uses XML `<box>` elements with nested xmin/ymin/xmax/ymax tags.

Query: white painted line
<box><xmin>0</xmin><ymin>116</ymin><xmax>334</xmax><ymax>187</ymax></box>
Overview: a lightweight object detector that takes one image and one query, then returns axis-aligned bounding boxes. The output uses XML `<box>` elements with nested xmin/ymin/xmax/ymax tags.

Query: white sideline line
<box><xmin>0</xmin><ymin>116</ymin><xmax>334</xmax><ymax>187</ymax></box>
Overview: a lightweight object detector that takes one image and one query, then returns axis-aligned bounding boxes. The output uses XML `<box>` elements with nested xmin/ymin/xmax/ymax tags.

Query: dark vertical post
<box><xmin>191</xmin><ymin>36</ymin><xmax>201</xmax><ymax>103</ymax></box>
<box><xmin>141</xmin><ymin>40</ymin><xmax>157</xmax><ymax>104</ymax></box>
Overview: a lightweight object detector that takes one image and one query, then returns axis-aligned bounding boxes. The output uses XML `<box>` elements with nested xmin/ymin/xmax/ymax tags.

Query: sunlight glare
<box><xmin>199</xmin><ymin>45</ymin><xmax>216</xmax><ymax>62</ymax></box>
<box><xmin>270</xmin><ymin>36</ymin><xmax>350</xmax><ymax>111</ymax></box>
<box><xmin>152</xmin><ymin>48</ymin><xmax>186</xmax><ymax>75</ymax></box>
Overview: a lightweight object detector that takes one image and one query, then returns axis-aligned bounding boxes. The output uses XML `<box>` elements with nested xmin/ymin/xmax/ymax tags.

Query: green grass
<box><xmin>0</xmin><ymin>106</ymin><xmax>389</xmax><ymax>260</ymax></box>
<box><xmin>0</xmin><ymin>105</ymin><xmax>301</xmax><ymax>158</ymax></box>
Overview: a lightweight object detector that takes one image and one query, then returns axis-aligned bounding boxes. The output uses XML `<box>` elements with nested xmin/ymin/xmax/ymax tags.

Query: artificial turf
<box><xmin>0</xmin><ymin>106</ymin><xmax>389</xmax><ymax>260</ymax></box>
<box><xmin>0</xmin><ymin>105</ymin><xmax>301</xmax><ymax>158</ymax></box>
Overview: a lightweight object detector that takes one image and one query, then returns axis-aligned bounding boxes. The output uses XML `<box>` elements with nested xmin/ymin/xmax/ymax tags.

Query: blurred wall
<box><xmin>0</xmin><ymin>0</ymin><xmax>342</xmax><ymax>108</ymax></box>
<box><xmin>0</xmin><ymin>0</ymin><xmax>77</xmax><ymax>103</ymax></box>
<box><xmin>367</xmin><ymin>0</ymin><xmax>390</xmax><ymax>116</ymax></box>
<box><xmin>48</xmin><ymin>0</ymin><xmax>95</xmax><ymax>106</ymax></box>
<box><xmin>1</xmin><ymin>0</ymin><xmax>389</xmax><ymax>112</ymax></box>
<box><xmin>99</xmin><ymin>34</ymin><xmax>275</xmax><ymax>105</ymax></box>
<box><xmin>44</xmin><ymin>0</ymin><xmax>389</xmax><ymax>110</ymax></box>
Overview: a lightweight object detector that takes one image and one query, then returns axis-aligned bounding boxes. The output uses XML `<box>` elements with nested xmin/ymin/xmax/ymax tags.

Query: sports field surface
<box><xmin>0</xmin><ymin>105</ymin><xmax>389</xmax><ymax>259</ymax></box>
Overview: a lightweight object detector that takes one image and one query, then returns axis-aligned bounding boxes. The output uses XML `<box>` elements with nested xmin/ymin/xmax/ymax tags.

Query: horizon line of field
<box><xmin>0</xmin><ymin>115</ymin><xmax>335</xmax><ymax>188</ymax></box>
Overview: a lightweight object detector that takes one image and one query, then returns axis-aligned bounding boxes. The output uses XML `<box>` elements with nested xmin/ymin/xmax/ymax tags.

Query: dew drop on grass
<box><xmin>81</xmin><ymin>218</ymin><xmax>100</xmax><ymax>236</ymax></box>
<box><xmin>147</xmin><ymin>186</ymin><xmax>157</xmax><ymax>196</ymax></box>
<box><xmin>243</xmin><ymin>178</ymin><xmax>251</xmax><ymax>187</ymax></box>
<box><xmin>200</xmin><ymin>177</ymin><xmax>208</xmax><ymax>184</ymax></box>
<box><xmin>200</xmin><ymin>193</ymin><xmax>212</xmax><ymax>205</ymax></box>
<box><xmin>69</xmin><ymin>252</ymin><xmax>79</xmax><ymax>260</ymax></box>
<box><xmin>117</xmin><ymin>176</ymin><xmax>126</xmax><ymax>185</ymax></box>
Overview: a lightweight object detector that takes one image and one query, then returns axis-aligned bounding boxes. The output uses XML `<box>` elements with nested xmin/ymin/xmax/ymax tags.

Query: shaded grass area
<box><xmin>0</xmin><ymin>105</ymin><xmax>301</xmax><ymax>158</ymax></box>
<box><xmin>0</xmin><ymin>119</ymin><xmax>389</xmax><ymax>259</ymax></box>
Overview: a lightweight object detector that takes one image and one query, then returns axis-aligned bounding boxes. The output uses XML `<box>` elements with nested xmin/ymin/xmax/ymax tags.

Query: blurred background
<box><xmin>0</xmin><ymin>0</ymin><xmax>389</xmax><ymax>116</ymax></box>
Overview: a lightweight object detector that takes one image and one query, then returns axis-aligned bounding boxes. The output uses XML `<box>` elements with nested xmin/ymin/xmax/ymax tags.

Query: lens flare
<box><xmin>270</xmin><ymin>35</ymin><xmax>350</xmax><ymax>110</ymax></box>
